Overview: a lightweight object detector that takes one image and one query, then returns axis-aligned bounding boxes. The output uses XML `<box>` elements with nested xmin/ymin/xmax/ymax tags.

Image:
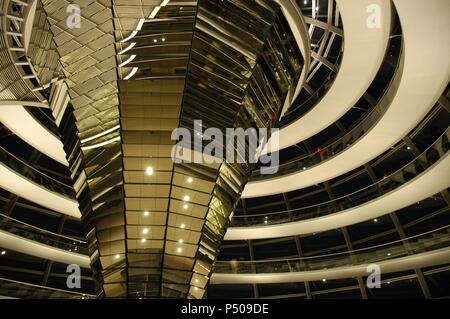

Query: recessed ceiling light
<box><xmin>178</xmin><ymin>239</ymin><xmax>184</xmax><ymax>244</ymax></box>
<box><xmin>264</xmin><ymin>216</ymin><xmax>268</xmax><ymax>219</ymax></box>
<box><xmin>161</xmin><ymin>37</ymin><xmax>166</xmax><ymax>42</ymax></box>
<box><xmin>195</xmin><ymin>279</ymin><xmax>199</xmax><ymax>283</ymax></box>
<box><xmin>183</xmin><ymin>204</ymin><xmax>188</xmax><ymax>209</ymax></box>
<box><xmin>177</xmin><ymin>247</ymin><xmax>183</xmax><ymax>253</ymax></box>
<box><xmin>264</xmin><ymin>220</ymin><xmax>268</xmax><ymax>224</ymax></box>
<box><xmin>143</xmin><ymin>211</ymin><xmax>150</xmax><ymax>217</ymax></box>
<box><xmin>180</xmin><ymin>224</ymin><xmax>186</xmax><ymax>229</ymax></box>
<box><xmin>114</xmin><ymin>254</ymin><xmax>120</xmax><ymax>259</ymax></box>
<box><xmin>387</xmin><ymin>252</ymin><xmax>391</xmax><ymax>256</ymax></box>
<box><xmin>183</xmin><ymin>195</ymin><xmax>190</xmax><ymax>201</ymax></box>
<box><xmin>146</xmin><ymin>166</ymin><xmax>154</xmax><ymax>175</ymax></box>
<box><xmin>141</xmin><ymin>238</ymin><xmax>147</xmax><ymax>243</ymax></box>
<box><xmin>1</xmin><ymin>250</ymin><xmax>6</xmax><ymax>255</ymax></box>
<box><xmin>407</xmin><ymin>146</ymin><xmax>411</xmax><ymax>150</ymax></box>
<box><xmin>187</xmin><ymin>177</ymin><xmax>193</xmax><ymax>183</ymax></box>
<box><xmin>373</xmin><ymin>218</ymin><xmax>378</xmax><ymax>222</ymax></box>
<box><xmin>194</xmin><ymin>287</ymin><xmax>199</xmax><ymax>291</ymax></box>
<box><xmin>322</xmin><ymin>279</ymin><xmax>326</xmax><ymax>282</ymax></box>
<box><xmin>142</xmin><ymin>228</ymin><xmax>149</xmax><ymax>234</ymax></box>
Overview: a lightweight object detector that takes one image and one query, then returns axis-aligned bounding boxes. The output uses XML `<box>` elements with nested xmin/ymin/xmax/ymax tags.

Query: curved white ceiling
<box><xmin>275</xmin><ymin>0</ymin><xmax>310</xmax><ymax>117</ymax></box>
<box><xmin>0</xmin><ymin>162</ymin><xmax>81</xmax><ymax>218</ymax></box>
<box><xmin>263</xmin><ymin>0</ymin><xmax>392</xmax><ymax>154</ymax></box>
<box><xmin>243</xmin><ymin>0</ymin><xmax>450</xmax><ymax>198</ymax></box>
<box><xmin>226</xmin><ymin>153</ymin><xmax>449</xmax><ymax>240</ymax></box>
<box><xmin>210</xmin><ymin>247</ymin><xmax>450</xmax><ymax>284</ymax></box>
<box><xmin>0</xmin><ymin>230</ymin><xmax>89</xmax><ymax>268</ymax></box>
<box><xmin>0</xmin><ymin>105</ymin><xmax>68</xmax><ymax>166</ymax></box>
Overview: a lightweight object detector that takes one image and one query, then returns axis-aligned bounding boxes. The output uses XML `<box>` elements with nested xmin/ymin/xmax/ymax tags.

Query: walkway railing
<box><xmin>215</xmin><ymin>225</ymin><xmax>450</xmax><ymax>273</ymax></box>
<box><xmin>0</xmin><ymin>145</ymin><xmax>75</xmax><ymax>197</ymax></box>
<box><xmin>0</xmin><ymin>278</ymin><xmax>94</xmax><ymax>299</ymax></box>
<box><xmin>0</xmin><ymin>213</ymin><xmax>87</xmax><ymax>254</ymax></box>
<box><xmin>232</xmin><ymin>128</ymin><xmax>449</xmax><ymax>226</ymax></box>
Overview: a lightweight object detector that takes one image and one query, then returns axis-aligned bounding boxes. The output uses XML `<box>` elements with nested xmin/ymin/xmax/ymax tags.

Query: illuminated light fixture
<box><xmin>180</xmin><ymin>224</ymin><xmax>186</xmax><ymax>229</ymax></box>
<box><xmin>316</xmin><ymin>6</ymin><xmax>319</xmax><ymax>11</ymax></box>
<box><xmin>183</xmin><ymin>204</ymin><xmax>188</xmax><ymax>209</ymax></box>
<box><xmin>145</xmin><ymin>166</ymin><xmax>154</xmax><ymax>176</ymax></box>
<box><xmin>81</xmin><ymin>136</ymin><xmax>120</xmax><ymax>151</ymax></box>
<box><xmin>322</xmin><ymin>279</ymin><xmax>326</xmax><ymax>282</ymax></box>
<box><xmin>142</xmin><ymin>228</ymin><xmax>149</xmax><ymax>234</ymax></box>
<box><xmin>81</xmin><ymin>125</ymin><xmax>120</xmax><ymax>144</ymax></box>
<box><xmin>264</xmin><ymin>216</ymin><xmax>268</xmax><ymax>219</ymax></box>
<box><xmin>149</xmin><ymin>6</ymin><xmax>161</xmax><ymax>19</ymax></box>
<box><xmin>187</xmin><ymin>177</ymin><xmax>193</xmax><ymax>183</ymax></box>
<box><xmin>114</xmin><ymin>254</ymin><xmax>120</xmax><ymax>259</ymax></box>
<box><xmin>136</xmin><ymin>18</ymin><xmax>145</xmax><ymax>31</ymax></box>
<box><xmin>194</xmin><ymin>287</ymin><xmax>199</xmax><ymax>291</ymax></box>
<box><xmin>141</xmin><ymin>238</ymin><xmax>147</xmax><ymax>243</ymax></box>
<box><xmin>407</xmin><ymin>146</ymin><xmax>411</xmax><ymax>150</ymax></box>
<box><xmin>303</xmin><ymin>167</ymin><xmax>306</xmax><ymax>170</ymax></box>
<box><xmin>304</xmin><ymin>0</ymin><xmax>307</xmax><ymax>4</ymax></box>
<box><xmin>143</xmin><ymin>211</ymin><xmax>150</xmax><ymax>217</ymax></box>
<box><xmin>178</xmin><ymin>239</ymin><xmax>184</xmax><ymax>244</ymax></box>
<box><xmin>195</xmin><ymin>279</ymin><xmax>199</xmax><ymax>283</ymax></box>
<box><xmin>118</xmin><ymin>42</ymin><xmax>136</xmax><ymax>55</ymax></box>
<box><xmin>123</xmin><ymin>67</ymin><xmax>138</xmax><ymax>80</ymax></box>
<box><xmin>387</xmin><ymin>252</ymin><xmax>391</xmax><ymax>256</ymax></box>
<box><xmin>177</xmin><ymin>247</ymin><xmax>183</xmax><ymax>253</ymax></box>
<box><xmin>373</xmin><ymin>218</ymin><xmax>378</xmax><ymax>223</ymax></box>
<box><xmin>121</xmin><ymin>30</ymin><xmax>138</xmax><ymax>43</ymax></box>
<box><xmin>119</xmin><ymin>54</ymin><xmax>137</xmax><ymax>68</ymax></box>
<box><xmin>183</xmin><ymin>195</ymin><xmax>190</xmax><ymax>201</ymax></box>
<box><xmin>153</xmin><ymin>39</ymin><xmax>157</xmax><ymax>43</ymax></box>
<box><xmin>387</xmin><ymin>281</ymin><xmax>391</xmax><ymax>284</ymax></box>
<box><xmin>264</xmin><ymin>220</ymin><xmax>268</xmax><ymax>224</ymax></box>
<box><xmin>161</xmin><ymin>37</ymin><xmax>166</xmax><ymax>42</ymax></box>
<box><xmin>1</xmin><ymin>250</ymin><xmax>6</xmax><ymax>255</ymax></box>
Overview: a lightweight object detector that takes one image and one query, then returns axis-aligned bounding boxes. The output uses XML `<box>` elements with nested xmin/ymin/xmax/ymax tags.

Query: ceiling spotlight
<box><xmin>183</xmin><ymin>204</ymin><xmax>189</xmax><ymax>209</ymax></box>
<box><xmin>183</xmin><ymin>195</ymin><xmax>190</xmax><ymax>201</ymax></box>
<box><xmin>407</xmin><ymin>146</ymin><xmax>411</xmax><ymax>150</ymax></box>
<box><xmin>161</xmin><ymin>37</ymin><xmax>166</xmax><ymax>42</ymax></box>
<box><xmin>141</xmin><ymin>238</ymin><xmax>147</xmax><ymax>243</ymax></box>
<box><xmin>143</xmin><ymin>211</ymin><xmax>150</xmax><ymax>217</ymax></box>
<box><xmin>265</xmin><ymin>216</ymin><xmax>268</xmax><ymax>219</ymax></box>
<box><xmin>178</xmin><ymin>239</ymin><xmax>184</xmax><ymax>244</ymax></box>
<box><xmin>187</xmin><ymin>177</ymin><xmax>193</xmax><ymax>183</ymax></box>
<box><xmin>387</xmin><ymin>252</ymin><xmax>391</xmax><ymax>256</ymax></box>
<box><xmin>304</xmin><ymin>0</ymin><xmax>307</xmax><ymax>4</ymax></box>
<box><xmin>322</xmin><ymin>279</ymin><xmax>326</xmax><ymax>282</ymax></box>
<box><xmin>180</xmin><ymin>224</ymin><xmax>186</xmax><ymax>229</ymax></box>
<box><xmin>177</xmin><ymin>247</ymin><xmax>183</xmax><ymax>253</ymax></box>
<box><xmin>194</xmin><ymin>287</ymin><xmax>199</xmax><ymax>291</ymax></box>
<box><xmin>303</xmin><ymin>167</ymin><xmax>307</xmax><ymax>170</ymax></box>
<box><xmin>1</xmin><ymin>250</ymin><xmax>6</xmax><ymax>255</ymax></box>
<box><xmin>153</xmin><ymin>39</ymin><xmax>157</xmax><ymax>43</ymax></box>
<box><xmin>114</xmin><ymin>254</ymin><xmax>120</xmax><ymax>260</ymax></box>
<box><xmin>373</xmin><ymin>218</ymin><xmax>378</xmax><ymax>223</ymax></box>
<box><xmin>146</xmin><ymin>166</ymin><xmax>154</xmax><ymax>176</ymax></box>
<box><xmin>264</xmin><ymin>221</ymin><xmax>268</xmax><ymax>224</ymax></box>
<box><xmin>142</xmin><ymin>228</ymin><xmax>149</xmax><ymax>234</ymax></box>
<box><xmin>195</xmin><ymin>279</ymin><xmax>199</xmax><ymax>283</ymax></box>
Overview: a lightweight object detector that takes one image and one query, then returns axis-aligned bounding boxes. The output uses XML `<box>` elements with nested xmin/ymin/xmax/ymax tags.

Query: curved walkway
<box><xmin>0</xmin><ymin>162</ymin><xmax>80</xmax><ymax>218</ymax></box>
<box><xmin>0</xmin><ymin>105</ymin><xmax>68</xmax><ymax>165</ymax></box>
<box><xmin>244</xmin><ymin>0</ymin><xmax>449</xmax><ymax>198</ymax></box>
<box><xmin>227</xmin><ymin>151</ymin><xmax>449</xmax><ymax>240</ymax></box>
<box><xmin>263</xmin><ymin>0</ymin><xmax>391</xmax><ymax>153</ymax></box>
<box><xmin>210</xmin><ymin>246</ymin><xmax>450</xmax><ymax>284</ymax></box>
